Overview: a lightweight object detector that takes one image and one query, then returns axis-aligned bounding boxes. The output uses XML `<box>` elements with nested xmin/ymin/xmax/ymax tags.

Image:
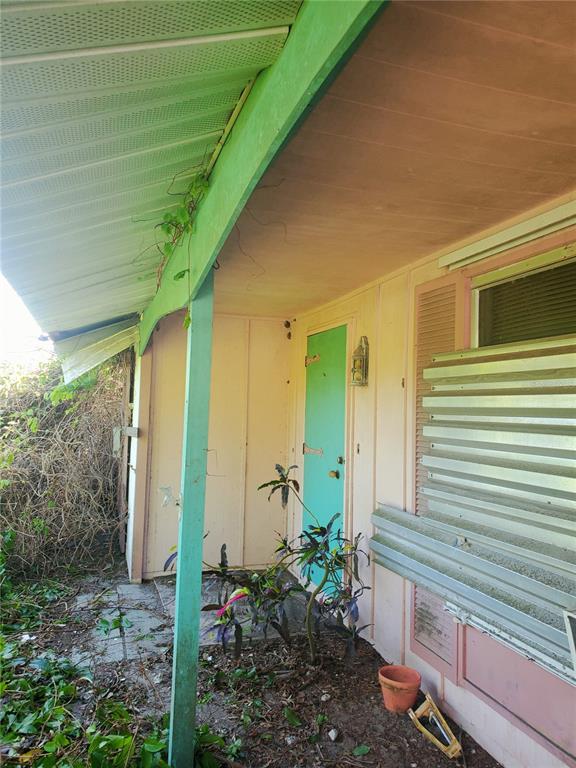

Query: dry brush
<box><xmin>0</xmin><ymin>354</ymin><xmax>130</xmax><ymax>575</ymax></box>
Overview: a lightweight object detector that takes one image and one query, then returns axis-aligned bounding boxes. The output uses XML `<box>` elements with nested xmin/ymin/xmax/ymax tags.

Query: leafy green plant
<box><xmin>0</xmin><ymin>574</ymin><xmax>239</xmax><ymax>767</ymax></box>
<box><xmin>283</xmin><ymin>706</ymin><xmax>302</xmax><ymax>727</ymax></box>
<box><xmin>0</xmin><ymin>641</ymin><xmax>90</xmax><ymax>760</ymax></box>
<box><xmin>202</xmin><ymin>544</ymin><xmax>302</xmax><ymax>659</ymax></box>
<box><xmin>258</xmin><ymin>463</ymin><xmax>301</xmax><ymax>509</ymax></box>
<box><xmin>47</xmin><ymin>367</ymin><xmax>99</xmax><ymax>407</ymax></box>
<box><xmin>154</xmin><ymin>174</ymin><xmax>210</xmax><ymax>328</ymax></box>
<box><xmin>157</xmin><ymin>175</ymin><xmax>208</xmax><ymax>261</ymax></box>
<box><xmin>262</xmin><ymin>464</ymin><xmax>370</xmax><ymax>663</ymax></box>
<box><xmin>203</xmin><ymin>464</ymin><xmax>370</xmax><ymax>664</ymax></box>
<box><xmin>194</xmin><ymin>723</ymin><xmax>237</xmax><ymax>768</ymax></box>
<box><xmin>95</xmin><ymin>614</ymin><xmax>134</xmax><ymax>636</ymax></box>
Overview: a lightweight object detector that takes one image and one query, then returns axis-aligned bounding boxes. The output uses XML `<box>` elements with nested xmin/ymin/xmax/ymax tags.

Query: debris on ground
<box><xmin>1</xmin><ymin>566</ymin><xmax>503</xmax><ymax>767</ymax></box>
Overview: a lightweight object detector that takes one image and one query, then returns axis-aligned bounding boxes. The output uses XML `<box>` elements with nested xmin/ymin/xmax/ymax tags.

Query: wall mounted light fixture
<box><xmin>350</xmin><ymin>336</ymin><xmax>369</xmax><ymax>386</ymax></box>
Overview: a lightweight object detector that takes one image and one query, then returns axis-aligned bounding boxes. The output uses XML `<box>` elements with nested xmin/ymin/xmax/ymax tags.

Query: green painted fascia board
<box><xmin>139</xmin><ymin>0</ymin><xmax>387</xmax><ymax>352</ymax></box>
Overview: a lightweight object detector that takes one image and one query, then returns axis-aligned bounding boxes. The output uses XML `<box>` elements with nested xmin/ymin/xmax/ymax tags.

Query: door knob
<box><xmin>328</xmin><ymin>470</ymin><xmax>340</xmax><ymax>479</ymax></box>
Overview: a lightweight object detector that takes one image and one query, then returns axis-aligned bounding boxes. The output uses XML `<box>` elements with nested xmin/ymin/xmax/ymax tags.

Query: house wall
<box><xmin>286</xmin><ymin>227</ymin><xmax>576</xmax><ymax>768</ymax></box>
<box><xmin>126</xmin><ymin>349</ymin><xmax>152</xmax><ymax>582</ymax></box>
<box><xmin>126</xmin><ymin>312</ymin><xmax>290</xmax><ymax>580</ymax></box>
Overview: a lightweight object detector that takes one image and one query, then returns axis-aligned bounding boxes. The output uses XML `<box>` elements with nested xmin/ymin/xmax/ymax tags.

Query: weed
<box><xmin>0</xmin><ymin>575</ymin><xmax>235</xmax><ymax>766</ymax></box>
<box><xmin>95</xmin><ymin>614</ymin><xmax>133</xmax><ymax>636</ymax></box>
<box><xmin>283</xmin><ymin>706</ymin><xmax>302</xmax><ymax>727</ymax></box>
<box><xmin>198</xmin><ymin>690</ymin><xmax>214</xmax><ymax>705</ymax></box>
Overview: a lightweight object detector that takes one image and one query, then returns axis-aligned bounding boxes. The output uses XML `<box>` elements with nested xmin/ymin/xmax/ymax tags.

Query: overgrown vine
<box><xmin>155</xmin><ymin>174</ymin><xmax>210</xmax><ymax>328</ymax></box>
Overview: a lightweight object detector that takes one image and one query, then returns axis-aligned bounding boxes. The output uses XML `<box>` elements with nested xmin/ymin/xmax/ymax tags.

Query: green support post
<box><xmin>168</xmin><ymin>270</ymin><xmax>214</xmax><ymax>766</ymax></box>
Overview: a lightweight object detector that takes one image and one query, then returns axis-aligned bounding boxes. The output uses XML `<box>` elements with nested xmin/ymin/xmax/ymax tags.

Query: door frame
<box><xmin>292</xmin><ymin>314</ymin><xmax>356</xmax><ymax>548</ymax></box>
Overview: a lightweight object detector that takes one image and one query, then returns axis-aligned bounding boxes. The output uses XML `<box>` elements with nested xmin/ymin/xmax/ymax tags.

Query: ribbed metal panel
<box><xmin>56</xmin><ymin>320</ymin><xmax>139</xmax><ymax>384</ymax></box>
<box><xmin>371</xmin><ymin>505</ymin><xmax>576</xmax><ymax>682</ymax></box>
<box><xmin>371</xmin><ymin>336</ymin><xmax>576</xmax><ymax>681</ymax></box>
<box><xmin>0</xmin><ymin>1</ymin><xmax>301</xmax><ymax>57</ymax></box>
<box><xmin>0</xmin><ymin>1</ymin><xmax>300</xmax><ymax>336</ymax></box>
<box><xmin>422</xmin><ymin>342</ymin><xmax>576</xmax><ymax>513</ymax></box>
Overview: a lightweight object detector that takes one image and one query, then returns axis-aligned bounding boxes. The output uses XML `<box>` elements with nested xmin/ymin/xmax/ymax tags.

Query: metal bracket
<box><xmin>303</xmin><ymin>442</ymin><xmax>323</xmax><ymax>456</ymax></box>
<box><xmin>408</xmin><ymin>693</ymin><xmax>462</xmax><ymax>759</ymax></box>
<box><xmin>112</xmin><ymin>425</ymin><xmax>140</xmax><ymax>457</ymax></box>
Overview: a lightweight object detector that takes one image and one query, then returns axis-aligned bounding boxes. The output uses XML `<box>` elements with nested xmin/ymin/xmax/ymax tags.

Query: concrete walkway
<box><xmin>70</xmin><ymin>572</ymin><xmax>306</xmax><ymax>670</ymax></box>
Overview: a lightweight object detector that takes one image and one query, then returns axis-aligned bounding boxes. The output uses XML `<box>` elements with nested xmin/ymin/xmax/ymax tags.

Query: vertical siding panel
<box><xmin>204</xmin><ymin>316</ymin><xmax>248</xmax><ymax>567</ymax></box>
<box><xmin>243</xmin><ymin>319</ymin><xmax>290</xmax><ymax>566</ymax></box>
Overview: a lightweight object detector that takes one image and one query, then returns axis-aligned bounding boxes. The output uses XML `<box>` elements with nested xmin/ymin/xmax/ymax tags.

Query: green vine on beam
<box><xmin>156</xmin><ymin>174</ymin><xmax>210</xmax><ymax>329</ymax></box>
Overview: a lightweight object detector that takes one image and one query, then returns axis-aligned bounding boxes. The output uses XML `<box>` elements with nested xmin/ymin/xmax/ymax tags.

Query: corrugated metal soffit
<box><xmin>0</xmin><ymin>1</ymin><xmax>300</xmax><ymax>336</ymax></box>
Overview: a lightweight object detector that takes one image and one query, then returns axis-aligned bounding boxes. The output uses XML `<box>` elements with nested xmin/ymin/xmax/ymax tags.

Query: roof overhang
<box><xmin>0</xmin><ymin>0</ymin><xmax>303</xmax><ymax>350</ymax></box>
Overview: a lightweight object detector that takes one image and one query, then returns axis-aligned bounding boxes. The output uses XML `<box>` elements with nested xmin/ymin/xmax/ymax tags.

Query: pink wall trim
<box><xmin>458</xmin><ymin>627</ymin><xmax>576</xmax><ymax>767</ymax></box>
<box><xmin>462</xmin><ymin>225</ymin><xmax>576</xmax><ymax>279</ymax></box>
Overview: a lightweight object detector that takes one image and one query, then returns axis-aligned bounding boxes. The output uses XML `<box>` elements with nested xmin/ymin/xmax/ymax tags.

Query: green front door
<box><xmin>303</xmin><ymin>324</ymin><xmax>347</xmax><ymax>581</ymax></box>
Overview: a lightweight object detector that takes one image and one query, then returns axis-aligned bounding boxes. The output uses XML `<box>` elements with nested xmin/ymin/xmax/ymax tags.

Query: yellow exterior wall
<box><xmin>136</xmin><ymin>312</ymin><xmax>289</xmax><ymax>579</ymax></box>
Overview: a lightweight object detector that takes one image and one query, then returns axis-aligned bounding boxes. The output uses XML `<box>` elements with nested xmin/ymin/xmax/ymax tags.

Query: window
<box><xmin>371</xmin><ymin>257</ymin><xmax>575</xmax><ymax>685</ymax></box>
<box><xmin>477</xmin><ymin>259</ymin><xmax>576</xmax><ymax>347</ymax></box>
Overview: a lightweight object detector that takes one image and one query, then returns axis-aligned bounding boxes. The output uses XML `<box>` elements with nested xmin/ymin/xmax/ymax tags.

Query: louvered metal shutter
<box><xmin>415</xmin><ymin>283</ymin><xmax>457</xmax><ymax>514</ymax></box>
<box><xmin>478</xmin><ymin>259</ymin><xmax>576</xmax><ymax>346</ymax></box>
<box><xmin>412</xmin><ymin>281</ymin><xmax>458</xmax><ymax>668</ymax></box>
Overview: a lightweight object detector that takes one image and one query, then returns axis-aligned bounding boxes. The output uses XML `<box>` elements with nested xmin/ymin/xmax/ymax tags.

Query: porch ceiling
<box><xmin>214</xmin><ymin>0</ymin><xmax>576</xmax><ymax>316</ymax></box>
<box><xmin>0</xmin><ymin>0</ymin><xmax>301</xmax><ymax>336</ymax></box>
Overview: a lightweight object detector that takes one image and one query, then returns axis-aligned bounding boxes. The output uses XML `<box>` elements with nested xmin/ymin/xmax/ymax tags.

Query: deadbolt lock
<box><xmin>328</xmin><ymin>470</ymin><xmax>340</xmax><ymax>479</ymax></box>
<box><xmin>337</xmin><ymin>456</ymin><xmax>345</xmax><ymax>464</ymax></box>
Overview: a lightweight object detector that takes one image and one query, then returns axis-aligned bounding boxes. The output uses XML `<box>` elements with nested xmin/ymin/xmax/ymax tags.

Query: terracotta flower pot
<box><xmin>378</xmin><ymin>664</ymin><xmax>421</xmax><ymax>713</ymax></box>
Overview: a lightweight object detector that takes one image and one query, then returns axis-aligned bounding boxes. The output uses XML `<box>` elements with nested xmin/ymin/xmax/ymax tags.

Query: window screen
<box><xmin>478</xmin><ymin>259</ymin><xmax>576</xmax><ymax>346</ymax></box>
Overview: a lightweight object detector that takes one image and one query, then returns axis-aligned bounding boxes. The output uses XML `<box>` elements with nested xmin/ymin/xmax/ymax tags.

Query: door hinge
<box><xmin>305</xmin><ymin>353</ymin><xmax>320</xmax><ymax>367</ymax></box>
<box><xmin>303</xmin><ymin>442</ymin><xmax>323</xmax><ymax>456</ymax></box>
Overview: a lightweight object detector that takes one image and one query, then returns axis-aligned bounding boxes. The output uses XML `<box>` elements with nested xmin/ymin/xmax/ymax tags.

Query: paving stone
<box><xmin>69</xmin><ymin>572</ymin><xmax>309</xmax><ymax>666</ymax></box>
<box><xmin>90</xmin><ymin>634</ymin><xmax>126</xmax><ymax>664</ymax></box>
<box><xmin>68</xmin><ymin>607</ymin><xmax>126</xmax><ymax>668</ymax></box>
<box><xmin>153</xmin><ymin>579</ymin><xmax>176</xmax><ymax>618</ymax></box>
<box><xmin>122</xmin><ymin>608</ymin><xmax>172</xmax><ymax>658</ymax></box>
<box><xmin>69</xmin><ymin>648</ymin><xmax>94</xmax><ymax>668</ymax></box>
<box><xmin>117</xmin><ymin>583</ymin><xmax>160</xmax><ymax>609</ymax></box>
<box><xmin>73</xmin><ymin>589</ymin><xmax>117</xmax><ymax>610</ymax></box>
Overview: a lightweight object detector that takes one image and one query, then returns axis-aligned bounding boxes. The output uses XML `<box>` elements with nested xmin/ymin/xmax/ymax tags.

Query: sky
<box><xmin>0</xmin><ymin>273</ymin><xmax>54</xmax><ymax>366</ymax></box>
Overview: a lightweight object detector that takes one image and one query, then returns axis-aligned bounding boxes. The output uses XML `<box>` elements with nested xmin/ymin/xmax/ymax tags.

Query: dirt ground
<box><xmin>194</xmin><ymin>637</ymin><xmax>502</xmax><ymax>768</ymax></box>
<box><xmin>24</xmin><ymin>567</ymin><xmax>503</xmax><ymax>768</ymax></box>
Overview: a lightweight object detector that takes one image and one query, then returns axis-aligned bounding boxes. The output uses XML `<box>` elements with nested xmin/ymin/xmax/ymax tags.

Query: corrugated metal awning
<box><xmin>0</xmin><ymin>0</ymin><xmax>301</xmax><ymax>340</ymax></box>
<box><xmin>54</xmin><ymin>318</ymin><xmax>139</xmax><ymax>383</ymax></box>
